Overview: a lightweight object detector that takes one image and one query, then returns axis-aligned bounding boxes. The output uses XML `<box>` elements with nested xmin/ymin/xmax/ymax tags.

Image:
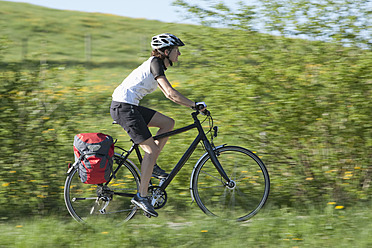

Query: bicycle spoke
<box><xmin>198</xmin><ymin>185</ymin><xmax>225</xmax><ymax>189</ymax></box>
<box><xmin>73</xmin><ymin>197</ymin><xmax>97</xmax><ymax>201</ymax></box>
<box><xmin>200</xmin><ymin>170</ymin><xmax>225</xmax><ymax>185</ymax></box>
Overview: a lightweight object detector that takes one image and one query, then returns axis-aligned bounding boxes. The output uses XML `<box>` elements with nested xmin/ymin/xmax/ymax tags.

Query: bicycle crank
<box><xmin>148</xmin><ymin>186</ymin><xmax>167</xmax><ymax>209</ymax></box>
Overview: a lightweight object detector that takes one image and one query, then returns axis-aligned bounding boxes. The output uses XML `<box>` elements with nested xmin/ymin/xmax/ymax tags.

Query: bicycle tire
<box><xmin>191</xmin><ymin>146</ymin><xmax>270</xmax><ymax>221</ymax></box>
<box><xmin>64</xmin><ymin>154</ymin><xmax>140</xmax><ymax>224</ymax></box>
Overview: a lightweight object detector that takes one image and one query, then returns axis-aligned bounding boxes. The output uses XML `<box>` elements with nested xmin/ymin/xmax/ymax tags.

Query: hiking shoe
<box><xmin>152</xmin><ymin>165</ymin><xmax>169</xmax><ymax>179</ymax></box>
<box><xmin>131</xmin><ymin>193</ymin><xmax>158</xmax><ymax>217</ymax></box>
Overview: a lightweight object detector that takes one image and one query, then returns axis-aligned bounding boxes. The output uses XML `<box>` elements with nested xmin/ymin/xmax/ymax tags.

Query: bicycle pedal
<box><xmin>143</xmin><ymin>212</ymin><xmax>152</xmax><ymax>218</ymax></box>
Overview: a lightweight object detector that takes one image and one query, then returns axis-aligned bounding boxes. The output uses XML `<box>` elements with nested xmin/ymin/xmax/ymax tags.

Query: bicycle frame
<box><xmin>107</xmin><ymin>111</ymin><xmax>231</xmax><ymax>191</ymax></box>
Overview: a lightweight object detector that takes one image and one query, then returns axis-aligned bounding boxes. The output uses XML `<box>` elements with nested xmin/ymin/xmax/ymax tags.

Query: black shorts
<box><xmin>110</xmin><ymin>101</ymin><xmax>156</xmax><ymax>144</ymax></box>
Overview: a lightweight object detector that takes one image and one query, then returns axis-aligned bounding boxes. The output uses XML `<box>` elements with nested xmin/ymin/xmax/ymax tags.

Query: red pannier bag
<box><xmin>73</xmin><ymin>133</ymin><xmax>114</xmax><ymax>184</ymax></box>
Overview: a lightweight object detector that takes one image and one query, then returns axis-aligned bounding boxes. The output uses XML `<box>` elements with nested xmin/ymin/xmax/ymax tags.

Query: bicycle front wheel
<box><xmin>64</xmin><ymin>154</ymin><xmax>140</xmax><ymax>224</ymax></box>
<box><xmin>191</xmin><ymin>146</ymin><xmax>270</xmax><ymax>221</ymax></box>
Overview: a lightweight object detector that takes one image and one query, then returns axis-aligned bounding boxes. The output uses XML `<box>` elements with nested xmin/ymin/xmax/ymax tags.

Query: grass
<box><xmin>1</xmin><ymin>207</ymin><xmax>371</xmax><ymax>247</ymax></box>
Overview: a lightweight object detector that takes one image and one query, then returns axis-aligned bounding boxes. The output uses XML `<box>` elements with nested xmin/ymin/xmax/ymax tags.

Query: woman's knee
<box><xmin>140</xmin><ymin>138</ymin><xmax>160</xmax><ymax>156</ymax></box>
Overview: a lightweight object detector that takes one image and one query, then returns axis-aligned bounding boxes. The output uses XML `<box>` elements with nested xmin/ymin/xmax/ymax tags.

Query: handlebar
<box><xmin>201</xmin><ymin>109</ymin><xmax>210</xmax><ymax>116</ymax></box>
<box><xmin>192</xmin><ymin>102</ymin><xmax>209</xmax><ymax>116</ymax></box>
<box><xmin>192</xmin><ymin>109</ymin><xmax>210</xmax><ymax>117</ymax></box>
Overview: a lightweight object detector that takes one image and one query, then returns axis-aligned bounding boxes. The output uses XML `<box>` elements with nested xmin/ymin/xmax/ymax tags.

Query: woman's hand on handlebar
<box><xmin>192</xmin><ymin>102</ymin><xmax>210</xmax><ymax>116</ymax></box>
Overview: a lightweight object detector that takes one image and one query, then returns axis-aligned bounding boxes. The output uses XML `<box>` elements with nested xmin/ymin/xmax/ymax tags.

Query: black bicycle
<box><xmin>64</xmin><ymin>110</ymin><xmax>270</xmax><ymax>223</ymax></box>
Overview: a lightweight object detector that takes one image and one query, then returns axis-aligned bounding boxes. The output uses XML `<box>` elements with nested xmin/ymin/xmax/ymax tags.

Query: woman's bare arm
<box><xmin>157</xmin><ymin>76</ymin><xmax>195</xmax><ymax>108</ymax></box>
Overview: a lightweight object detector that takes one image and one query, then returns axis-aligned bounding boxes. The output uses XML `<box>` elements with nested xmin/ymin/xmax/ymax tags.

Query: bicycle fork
<box><xmin>203</xmin><ymin>141</ymin><xmax>235</xmax><ymax>188</ymax></box>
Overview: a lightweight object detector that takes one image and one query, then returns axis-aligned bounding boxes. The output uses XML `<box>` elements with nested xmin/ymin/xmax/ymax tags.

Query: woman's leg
<box><xmin>148</xmin><ymin>112</ymin><xmax>175</xmax><ymax>155</ymax></box>
<box><xmin>139</xmin><ymin>137</ymin><xmax>159</xmax><ymax>197</ymax></box>
<box><xmin>138</xmin><ymin>112</ymin><xmax>174</xmax><ymax>197</ymax></box>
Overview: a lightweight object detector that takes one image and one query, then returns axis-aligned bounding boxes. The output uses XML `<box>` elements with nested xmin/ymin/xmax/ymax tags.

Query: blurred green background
<box><xmin>1</xmin><ymin>1</ymin><xmax>371</xmax><ymax>247</ymax></box>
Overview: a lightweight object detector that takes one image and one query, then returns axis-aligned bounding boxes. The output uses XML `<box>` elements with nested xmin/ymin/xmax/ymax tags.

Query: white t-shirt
<box><xmin>112</xmin><ymin>57</ymin><xmax>166</xmax><ymax>106</ymax></box>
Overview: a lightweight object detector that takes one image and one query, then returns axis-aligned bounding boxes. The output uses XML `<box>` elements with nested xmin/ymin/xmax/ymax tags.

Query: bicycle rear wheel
<box><xmin>64</xmin><ymin>154</ymin><xmax>140</xmax><ymax>224</ymax></box>
<box><xmin>191</xmin><ymin>146</ymin><xmax>270</xmax><ymax>221</ymax></box>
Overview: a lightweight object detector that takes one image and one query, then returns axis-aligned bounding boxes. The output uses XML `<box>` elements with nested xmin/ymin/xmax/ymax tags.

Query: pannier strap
<box><xmin>77</xmin><ymin>152</ymin><xmax>110</xmax><ymax>160</ymax></box>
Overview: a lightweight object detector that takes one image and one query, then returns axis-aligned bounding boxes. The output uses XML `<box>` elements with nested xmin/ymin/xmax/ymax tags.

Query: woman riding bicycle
<box><xmin>110</xmin><ymin>33</ymin><xmax>206</xmax><ymax>217</ymax></box>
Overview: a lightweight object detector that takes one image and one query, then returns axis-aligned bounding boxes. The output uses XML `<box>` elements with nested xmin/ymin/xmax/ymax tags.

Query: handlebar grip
<box><xmin>195</xmin><ymin>102</ymin><xmax>207</xmax><ymax>111</ymax></box>
<box><xmin>191</xmin><ymin>102</ymin><xmax>209</xmax><ymax>115</ymax></box>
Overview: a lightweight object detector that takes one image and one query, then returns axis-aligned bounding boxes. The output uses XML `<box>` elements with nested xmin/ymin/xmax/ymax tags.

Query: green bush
<box><xmin>175</xmin><ymin>28</ymin><xmax>372</xmax><ymax>207</ymax></box>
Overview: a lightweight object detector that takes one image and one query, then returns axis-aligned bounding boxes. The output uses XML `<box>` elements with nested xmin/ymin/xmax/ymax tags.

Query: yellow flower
<box><xmin>327</xmin><ymin>202</ymin><xmax>336</xmax><ymax>205</ymax></box>
<box><xmin>2</xmin><ymin>183</ymin><xmax>10</xmax><ymax>187</ymax></box>
<box><xmin>171</xmin><ymin>81</ymin><xmax>180</xmax><ymax>88</ymax></box>
<box><xmin>201</xmin><ymin>230</ymin><xmax>208</xmax><ymax>233</ymax></box>
<box><xmin>335</xmin><ymin>206</ymin><xmax>344</xmax><ymax>210</ymax></box>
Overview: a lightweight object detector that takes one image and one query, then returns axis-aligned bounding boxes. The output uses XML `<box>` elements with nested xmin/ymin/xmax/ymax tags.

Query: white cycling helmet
<box><xmin>151</xmin><ymin>33</ymin><xmax>185</xmax><ymax>50</ymax></box>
